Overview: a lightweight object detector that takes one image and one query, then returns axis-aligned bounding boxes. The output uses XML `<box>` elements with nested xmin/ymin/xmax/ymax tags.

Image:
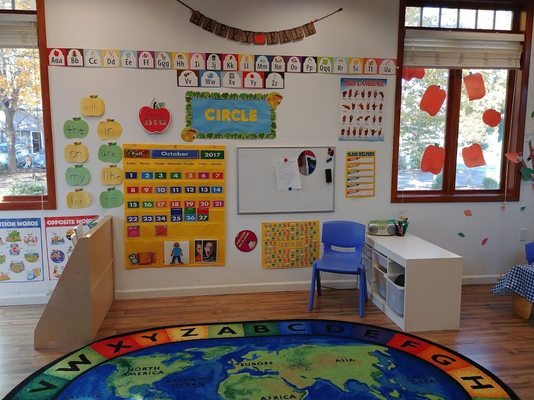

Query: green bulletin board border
<box><xmin>185</xmin><ymin>91</ymin><xmax>277</xmax><ymax>139</ymax></box>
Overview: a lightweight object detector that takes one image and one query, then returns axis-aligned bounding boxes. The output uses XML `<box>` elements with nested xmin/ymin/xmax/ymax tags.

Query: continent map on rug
<box><xmin>6</xmin><ymin>320</ymin><xmax>518</xmax><ymax>400</ymax></box>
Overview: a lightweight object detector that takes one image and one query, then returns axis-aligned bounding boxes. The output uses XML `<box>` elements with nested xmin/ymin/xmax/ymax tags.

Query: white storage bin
<box><xmin>375</xmin><ymin>269</ymin><xmax>386</xmax><ymax>299</ymax></box>
<box><xmin>373</xmin><ymin>251</ymin><xmax>388</xmax><ymax>272</ymax></box>
<box><xmin>363</xmin><ymin>244</ymin><xmax>373</xmax><ymax>259</ymax></box>
<box><xmin>388</xmin><ymin>259</ymin><xmax>404</xmax><ymax>275</ymax></box>
<box><xmin>387</xmin><ymin>279</ymin><xmax>405</xmax><ymax>316</ymax></box>
<box><xmin>363</xmin><ymin>256</ymin><xmax>372</xmax><ymax>282</ymax></box>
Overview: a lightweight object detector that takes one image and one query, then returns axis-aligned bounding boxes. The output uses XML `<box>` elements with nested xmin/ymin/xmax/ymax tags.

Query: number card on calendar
<box><xmin>123</xmin><ymin>144</ymin><xmax>226</xmax><ymax>268</ymax></box>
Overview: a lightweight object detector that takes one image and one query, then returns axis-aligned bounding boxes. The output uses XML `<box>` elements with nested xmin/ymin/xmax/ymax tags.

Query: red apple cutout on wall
<box><xmin>482</xmin><ymin>109</ymin><xmax>502</xmax><ymax>127</ymax></box>
<box><xmin>420</xmin><ymin>85</ymin><xmax>446</xmax><ymax>117</ymax></box>
<box><xmin>139</xmin><ymin>100</ymin><xmax>171</xmax><ymax>134</ymax></box>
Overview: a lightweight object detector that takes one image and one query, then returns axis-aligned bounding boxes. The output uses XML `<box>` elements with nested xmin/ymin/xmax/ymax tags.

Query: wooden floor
<box><xmin>1</xmin><ymin>284</ymin><xmax>533</xmax><ymax>399</ymax></box>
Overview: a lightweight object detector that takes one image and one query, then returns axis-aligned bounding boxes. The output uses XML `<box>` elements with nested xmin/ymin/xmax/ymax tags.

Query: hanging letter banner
<box><xmin>185</xmin><ymin>91</ymin><xmax>279</xmax><ymax>139</ymax></box>
<box><xmin>177</xmin><ymin>0</ymin><xmax>343</xmax><ymax>45</ymax></box>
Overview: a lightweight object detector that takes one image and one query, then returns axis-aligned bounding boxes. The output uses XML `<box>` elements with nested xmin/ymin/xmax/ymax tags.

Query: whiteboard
<box><xmin>237</xmin><ymin>146</ymin><xmax>335</xmax><ymax>214</ymax></box>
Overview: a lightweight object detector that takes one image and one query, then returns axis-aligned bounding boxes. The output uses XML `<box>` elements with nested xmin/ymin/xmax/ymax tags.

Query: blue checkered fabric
<box><xmin>491</xmin><ymin>264</ymin><xmax>534</xmax><ymax>303</ymax></box>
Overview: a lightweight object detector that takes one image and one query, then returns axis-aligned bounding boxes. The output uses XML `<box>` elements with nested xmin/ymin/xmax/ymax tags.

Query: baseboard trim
<box><xmin>0</xmin><ymin>276</ymin><xmax>499</xmax><ymax>305</ymax></box>
<box><xmin>462</xmin><ymin>275</ymin><xmax>501</xmax><ymax>285</ymax></box>
<box><xmin>115</xmin><ymin>279</ymin><xmax>357</xmax><ymax>300</ymax></box>
<box><xmin>0</xmin><ymin>295</ymin><xmax>49</xmax><ymax>306</ymax></box>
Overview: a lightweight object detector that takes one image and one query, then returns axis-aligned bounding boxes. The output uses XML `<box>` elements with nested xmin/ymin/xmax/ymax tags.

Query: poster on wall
<box><xmin>44</xmin><ymin>215</ymin><xmax>98</xmax><ymax>280</ymax></box>
<box><xmin>346</xmin><ymin>151</ymin><xmax>376</xmax><ymax>198</ymax></box>
<box><xmin>123</xmin><ymin>144</ymin><xmax>226</xmax><ymax>268</ymax></box>
<box><xmin>262</xmin><ymin>221</ymin><xmax>320</xmax><ymax>269</ymax></box>
<box><xmin>0</xmin><ymin>218</ymin><xmax>44</xmax><ymax>283</ymax></box>
<box><xmin>339</xmin><ymin>78</ymin><xmax>387</xmax><ymax>142</ymax></box>
<box><xmin>185</xmin><ymin>91</ymin><xmax>282</xmax><ymax>139</ymax></box>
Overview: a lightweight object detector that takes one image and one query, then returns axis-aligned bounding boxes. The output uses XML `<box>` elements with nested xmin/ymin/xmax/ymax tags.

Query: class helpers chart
<box><xmin>123</xmin><ymin>144</ymin><xmax>225</xmax><ymax>268</ymax></box>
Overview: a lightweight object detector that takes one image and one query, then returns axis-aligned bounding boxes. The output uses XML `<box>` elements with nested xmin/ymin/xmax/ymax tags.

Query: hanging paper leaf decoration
<box><xmin>402</xmin><ymin>67</ymin><xmax>425</xmax><ymax>81</ymax></box>
<box><xmin>463</xmin><ymin>72</ymin><xmax>486</xmax><ymax>101</ymax></box>
<box><xmin>420</xmin><ymin>144</ymin><xmax>445</xmax><ymax>174</ymax></box>
<box><xmin>520</xmin><ymin>166</ymin><xmax>534</xmax><ymax>181</ymax></box>
<box><xmin>420</xmin><ymin>85</ymin><xmax>446</xmax><ymax>116</ymax></box>
<box><xmin>481</xmin><ymin>238</ymin><xmax>488</xmax><ymax>246</ymax></box>
<box><xmin>482</xmin><ymin>109</ymin><xmax>501</xmax><ymax>127</ymax></box>
<box><xmin>505</xmin><ymin>152</ymin><xmax>522</xmax><ymax>164</ymax></box>
<box><xmin>464</xmin><ymin>209</ymin><xmax>473</xmax><ymax>217</ymax></box>
<box><xmin>458</xmin><ymin>232</ymin><xmax>466</xmax><ymax>237</ymax></box>
<box><xmin>462</xmin><ymin>143</ymin><xmax>486</xmax><ymax>168</ymax></box>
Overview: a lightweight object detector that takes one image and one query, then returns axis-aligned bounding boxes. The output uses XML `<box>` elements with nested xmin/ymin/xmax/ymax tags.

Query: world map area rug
<box><xmin>6</xmin><ymin>319</ymin><xmax>518</xmax><ymax>400</ymax></box>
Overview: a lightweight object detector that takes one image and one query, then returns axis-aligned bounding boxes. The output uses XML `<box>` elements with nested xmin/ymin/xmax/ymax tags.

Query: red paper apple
<box><xmin>139</xmin><ymin>100</ymin><xmax>171</xmax><ymax>134</ymax></box>
<box><xmin>420</xmin><ymin>85</ymin><xmax>446</xmax><ymax>117</ymax></box>
<box><xmin>482</xmin><ymin>109</ymin><xmax>501</xmax><ymax>128</ymax></box>
<box><xmin>421</xmin><ymin>144</ymin><xmax>445</xmax><ymax>174</ymax></box>
<box><xmin>462</xmin><ymin>143</ymin><xmax>486</xmax><ymax>168</ymax></box>
<box><xmin>402</xmin><ymin>67</ymin><xmax>425</xmax><ymax>81</ymax></box>
<box><xmin>463</xmin><ymin>72</ymin><xmax>486</xmax><ymax>101</ymax></box>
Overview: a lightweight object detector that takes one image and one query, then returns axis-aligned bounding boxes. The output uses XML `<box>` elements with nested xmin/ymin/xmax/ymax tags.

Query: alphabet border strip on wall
<box><xmin>47</xmin><ymin>48</ymin><xmax>397</xmax><ymax>76</ymax></box>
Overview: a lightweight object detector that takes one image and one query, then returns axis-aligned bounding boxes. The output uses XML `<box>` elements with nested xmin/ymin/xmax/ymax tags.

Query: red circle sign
<box><xmin>235</xmin><ymin>230</ymin><xmax>258</xmax><ymax>252</ymax></box>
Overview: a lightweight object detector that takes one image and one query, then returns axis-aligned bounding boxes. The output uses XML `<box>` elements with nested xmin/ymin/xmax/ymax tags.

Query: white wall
<box><xmin>1</xmin><ymin>0</ymin><xmax>533</xmax><ymax>304</ymax></box>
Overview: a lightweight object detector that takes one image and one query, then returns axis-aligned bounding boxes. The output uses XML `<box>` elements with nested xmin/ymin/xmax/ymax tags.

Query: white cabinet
<box><xmin>364</xmin><ymin>234</ymin><xmax>462</xmax><ymax>332</ymax></box>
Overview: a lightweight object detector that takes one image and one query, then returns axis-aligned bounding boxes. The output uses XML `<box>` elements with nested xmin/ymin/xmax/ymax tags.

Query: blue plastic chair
<box><xmin>308</xmin><ymin>221</ymin><xmax>368</xmax><ymax>317</ymax></box>
<box><xmin>526</xmin><ymin>242</ymin><xmax>534</xmax><ymax>264</ymax></box>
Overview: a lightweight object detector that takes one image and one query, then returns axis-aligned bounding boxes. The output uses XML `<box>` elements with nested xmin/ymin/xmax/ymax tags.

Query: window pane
<box><xmin>422</xmin><ymin>7</ymin><xmax>440</xmax><ymax>27</ymax></box>
<box><xmin>405</xmin><ymin>7</ymin><xmax>421</xmax><ymax>27</ymax></box>
<box><xmin>495</xmin><ymin>11</ymin><xmax>512</xmax><ymax>31</ymax></box>
<box><xmin>477</xmin><ymin>10</ymin><xmax>495</xmax><ymax>29</ymax></box>
<box><xmin>0</xmin><ymin>47</ymin><xmax>47</xmax><ymax>197</ymax></box>
<box><xmin>441</xmin><ymin>8</ymin><xmax>458</xmax><ymax>28</ymax></box>
<box><xmin>0</xmin><ymin>0</ymin><xmax>35</xmax><ymax>10</ymax></box>
<box><xmin>459</xmin><ymin>9</ymin><xmax>476</xmax><ymax>29</ymax></box>
<box><xmin>456</xmin><ymin>69</ymin><xmax>507</xmax><ymax>190</ymax></box>
<box><xmin>398</xmin><ymin>69</ymin><xmax>449</xmax><ymax>191</ymax></box>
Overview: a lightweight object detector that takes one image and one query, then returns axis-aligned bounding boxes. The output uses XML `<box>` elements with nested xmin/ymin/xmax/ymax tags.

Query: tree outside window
<box><xmin>0</xmin><ymin>0</ymin><xmax>56</xmax><ymax>210</ymax></box>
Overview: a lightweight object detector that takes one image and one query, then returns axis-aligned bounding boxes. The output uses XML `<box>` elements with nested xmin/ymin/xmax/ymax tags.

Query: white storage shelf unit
<box><xmin>364</xmin><ymin>234</ymin><xmax>463</xmax><ymax>332</ymax></box>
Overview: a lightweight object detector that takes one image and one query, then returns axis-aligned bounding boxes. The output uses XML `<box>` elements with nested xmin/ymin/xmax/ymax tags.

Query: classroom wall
<box><xmin>1</xmin><ymin>0</ymin><xmax>533</xmax><ymax>304</ymax></box>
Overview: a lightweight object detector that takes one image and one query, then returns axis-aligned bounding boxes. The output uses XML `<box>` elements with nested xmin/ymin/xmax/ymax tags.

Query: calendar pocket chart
<box><xmin>123</xmin><ymin>144</ymin><xmax>226</xmax><ymax>268</ymax></box>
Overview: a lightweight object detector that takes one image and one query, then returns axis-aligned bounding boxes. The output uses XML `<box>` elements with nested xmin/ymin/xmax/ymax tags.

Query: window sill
<box><xmin>392</xmin><ymin>190</ymin><xmax>519</xmax><ymax>203</ymax></box>
<box><xmin>0</xmin><ymin>195</ymin><xmax>56</xmax><ymax>211</ymax></box>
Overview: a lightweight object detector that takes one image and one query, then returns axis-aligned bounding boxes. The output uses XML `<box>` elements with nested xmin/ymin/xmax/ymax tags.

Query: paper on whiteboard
<box><xmin>273</xmin><ymin>157</ymin><xmax>301</xmax><ymax>191</ymax></box>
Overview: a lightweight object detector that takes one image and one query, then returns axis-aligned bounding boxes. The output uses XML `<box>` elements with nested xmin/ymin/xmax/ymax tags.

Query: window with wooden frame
<box><xmin>0</xmin><ymin>0</ymin><xmax>55</xmax><ymax>211</ymax></box>
<box><xmin>392</xmin><ymin>0</ymin><xmax>532</xmax><ymax>203</ymax></box>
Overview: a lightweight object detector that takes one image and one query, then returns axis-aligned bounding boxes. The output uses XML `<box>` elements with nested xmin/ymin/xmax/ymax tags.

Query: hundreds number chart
<box><xmin>123</xmin><ymin>144</ymin><xmax>225</xmax><ymax>268</ymax></box>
